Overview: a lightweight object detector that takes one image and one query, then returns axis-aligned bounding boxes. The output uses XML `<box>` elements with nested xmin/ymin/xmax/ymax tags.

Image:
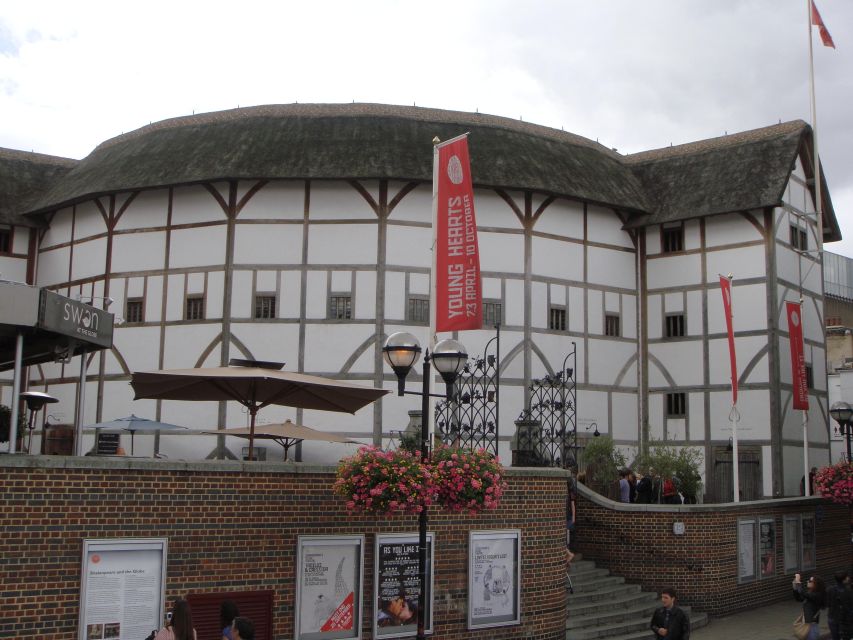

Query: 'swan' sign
<box><xmin>38</xmin><ymin>289</ymin><xmax>114</xmax><ymax>348</ymax></box>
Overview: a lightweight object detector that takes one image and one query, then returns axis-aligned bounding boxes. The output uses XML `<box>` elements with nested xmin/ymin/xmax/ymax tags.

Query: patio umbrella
<box><xmin>87</xmin><ymin>414</ymin><xmax>187</xmax><ymax>455</ymax></box>
<box><xmin>130</xmin><ymin>361</ymin><xmax>387</xmax><ymax>459</ymax></box>
<box><xmin>203</xmin><ymin>419</ymin><xmax>361</xmax><ymax>461</ymax></box>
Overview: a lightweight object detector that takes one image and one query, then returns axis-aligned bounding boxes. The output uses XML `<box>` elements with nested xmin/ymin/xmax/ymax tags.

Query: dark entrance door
<box><xmin>713</xmin><ymin>447</ymin><xmax>761</xmax><ymax>502</ymax></box>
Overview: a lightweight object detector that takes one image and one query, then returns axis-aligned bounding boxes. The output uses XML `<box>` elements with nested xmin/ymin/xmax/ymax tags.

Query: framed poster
<box><xmin>759</xmin><ymin>518</ymin><xmax>776</xmax><ymax>578</ymax></box>
<box><xmin>78</xmin><ymin>538</ymin><xmax>168</xmax><ymax>640</ymax></box>
<box><xmin>374</xmin><ymin>533</ymin><xmax>434</xmax><ymax>638</ymax></box>
<box><xmin>737</xmin><ymin>519</ymin><xmax>757</xmax><ymax>583</ymax></box>
<box><xmin>801</xmin><ymin>515</ymin><xmax>816</xmax><ymax>570</ymax></box>
<box><xmin>784</xmin><ymin>515</ymin><xmax>801</xmax><ymax>573</ymax></box>
<box><xmin>468</xmin><ymin>530</ymin><xmax>521</xmax><ymax>629</ymax></box>
<box><xmin>296</xmin><ymin>535</ymin><xmax>364</xmax><ymax>640</ymax></box>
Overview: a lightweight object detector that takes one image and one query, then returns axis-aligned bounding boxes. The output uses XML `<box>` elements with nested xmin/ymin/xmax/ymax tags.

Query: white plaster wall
<box><xmin>587</xmin><ymin>339</ymin><xmax>636</xmax><ymax>387</ymax></box>
<box><xmin>115</xmin><ymin>190</ymin><xmax>169</xmax><ymax>231</ymax></box>
<box><xmin>230</xmin><ymin>271</ymin><xmax>253</xmax><ymax>318</ymax></box>
<box><xmin>387</xmin><ymin>182</ymin><xmax>431</xmax><ymax>224</ymax></box>
<box><xmin>684</xmin><ymin>219</ymin><xmax>701</xmax><ymax>251</ymax></box>
<box><xmin>686</xmin><ymin>291</ymin><xmax>703</xmax><ymax>336</ymax></box>
<box><xmin>112</xmin><ymin>232</ymin><xmax>166</xmax><ymax>273</ymax></box>
<box><xmin>479</xmin><ymin>275</ymin><xmax>497</xmax><ymax>299</ymax></box>
<box><xmin>231</xmin><ymin>323</ymin><xmax>300</xmax><ymax>365</ymax></box>
<box><xmin>304</xmin><ymin>324</ymin><xmax>378</xmax><ymax>373</ymax></box>
<box><xmin>530</xmin><ymin>333</ymin><xmax>579</xmax><ymax>373</ymax></box>
<box><xmin>647</xmin><ymin>254</ymin><xmax>702</xmax><ymax>290</ymax></box>
<box><xmin>688</xmin><ymin>393</ymin><xmax>704</xmax><ymax>440</ymax></box>
<box><xmin>169</xmin><ymin>226</ymin><xmax>226</xmax><ymax>269</ymax></box>
<box><xmin>777</xmin><ymin>251</ymin><xmax>822</xmax><ymax>293</ymax></box>
<box><xmin>587</xmin><ymin>205</ymin><xmax>634</xmax><ymax>249</ymax></box>
<box><xmin>237</xmin><ymin>180</ymin><xmax>306</xmax><ymax>220</ymax></box>
<box><xmin>113</xmin><ymin>326</ymin><xmax>162</xmax><ymax>372</ymax></box>
<box><xmin>709</xmin><ymin>389</ymin><xmax>771</xmax><ymax>440</ymax></box>
<box><xmin>647</xmin><ymin>294</ymin><xmax>662</xmax><ymax>340</ymax></box>
<box><xmin>70</xmin><ymin>237</ymin><xmax>107</xmax><ymax>281</ymax></box>
<box><xmin>234</xmin><ymin>223</ymin><xmax>304</xmax><ymax>264</ymax></box>
<box><xmin>330</xmin><ymin>271</ymin><xmax>350</xmax><ymax>292</ymax></box>
<box><xmin>784</xmin><ymin>176</ymin><xmax>811</xmax><ymax>214</ymax></box>
<box><xmin>704</xmin><ymin>212</ymin><xmax>764</xmax><ymax>247</ymax></box>
<box><xmin>41</xmin><ymin>208</ymin><xmax>73</xmax><ymax>248</ymax></box>
<box><xmin>385</xmin><ymin>224</ymin><xmax>431</xmax><ymax>268</ymax></box>
<box><xmin>472</xmin><ymin>190</ymin><xmax>523</xmax><ymax>230</ymax></box>
<box><xmin>172</xmin><ymin>184</ymin><xmax>227</xmax><ymax>224</ymax></box>
<box><xmin>207</xmin><ymin>271</ymin><xmax>225</xmax><ymax>320</ymax></box>
<box><xmin>645</xmin><ymin>226</ymin><xmax>661</xmax><ymax>255</ymax></box>
<box><xmin>479</xmin><ymin>231</ymin><xmax>524</xmax><ymax>275</ymax></box>
<box><xmin>0</xmin><ymin>256</ymin><xmax>26</xmax><ymax>283</ymax></box>
<box><xmin>648</xmin><ymin>341</ymin><xmax>703</xmax><ymax>387</ymax></box>
<box><xmin>707</xmin><ymin>282</ymin><xmax>768</xmax><ymax>333</ymax></box>
<box><xmin>622</xmin><ymin>295</ymin><xmax>637</xmax><ymax>341</ymax></box>
<box><xmin>309</xmin><ymin>181</ymin><xmax>377</xmax><ymax>219</ymax></box>
<box><xmin>666</xmin><ymin>417</ymin><xmax>687</xmax><ymax>442</ymax></box>
<box><xmin>611</xmin><ymin>392</ymin><xmax>639</xmax><ymax>440</ymax></box>
<box><xmin>499</xmin><ymin>332</ymin><xmax>525</xmax><ymax>379</ymax></box>
<box><xmin>534</xmin><ymin>198</ymin><xmax>584</xmax><ymax>238</ymax></box>
<box><xmin>11</xmin><ymin>226</ymin><xmax>29</xmax><ymax>254</ymax></box>
<box><xmin>146</xmin><ymin>276</ymin><xmax>164</xmax><ymax>322</ymax></box>
<box><xmin>705</xmin><ymin>245</ymin><xmax>766</xmax><ymax>282</ymax></box>
<box><xmin>707</xmin><ymin>335</ymin><xmax>767</xmax><ymax>386</ymax></box>
<box><xmin>531</xmin><ymin>236</ymin><xmax>583</xmax><ymax>280</ymax></box>
<box><xmin>165</xmin><ymin>274</ymin><xmax>185</xmax><ymax>321</ymax></box>
<box><xmin>587</xmin><ymin>290</ymin><xmax>602</xmax><ymax>336</ymax></box>
<box><xmin>72</xmin><ymin>200</ymin><xmax>107</xmax><ymax>239</ymax></box>
<box><xmin>384</xmin><ymin>271</ymin><xmax>406</xmax><ymax>320</ymax></box>
<box><xmin>531</xmin><ymin>281</ymin><xmax>547</xmax><ymax>329</ymax></box>
<box><xmin>568</xmin><ymin>286</ymin><xmax>585</xmax><ymax>333</ymax></box>
<box><xmin>160</xmin><ymin>324</ymin><xmax>222</xmax><ymax>369</ymax></box>
<box><xmin>304</xmin><ymin>271</ymin><xmax>328</xmax><ymax>319</ymax></box>
<box><xmin>577</xmin><ymin>390</ymin><xmax>608</xmax><ymax>434</ymax></box>
<box><xmin>588</xmin><ymin>247</ymin><xmax>635</xmax><ymax>289</ymax></box>
<box><xmin>308</xmin><ymin>224</ymin><xmax>377</xmax><ymax>265</ymax></box>
<box><xmin>355</xmin><ymin>271</ymin><xmax>376</xmax><ymax>319</ymax></box>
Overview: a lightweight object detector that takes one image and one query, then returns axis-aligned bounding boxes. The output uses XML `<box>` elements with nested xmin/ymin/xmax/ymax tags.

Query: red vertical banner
<box><xmin>720</xmin><ymin>276</ymin><xmax>738</xmax><ymax>405</ymax></box>
<box><xmin>787</xmin><ymin>301</ymin><xmax>809</xmax><ymax>410</ymax></box>
<box><xmin>434</xmin><ymin>135</ymin><xmax>482</xmax><ymax>332</ymax></box>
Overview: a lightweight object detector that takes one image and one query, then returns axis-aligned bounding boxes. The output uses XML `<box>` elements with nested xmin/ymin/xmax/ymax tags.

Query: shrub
<box><xmin>634</xmin><ymin>440</ymin><xmax>704</xmax><ymax>502</ymax></box>
<box><xmin>581</xmin><ymin>436</ymin><xmax>626</xmax><ymax>496</ymax></box>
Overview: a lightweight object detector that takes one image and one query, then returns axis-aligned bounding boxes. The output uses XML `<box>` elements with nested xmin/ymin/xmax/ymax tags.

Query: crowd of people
<box><xmin>617</xmin><ymin>468</ymin><xmax>695</xmax><ymax>504</ymax></box>
<box><xmin>146</xmin><ymin>599</ymin><xmax>255</xmax><ymax>640</ymax></box>
<box><xmin>793</xmin><ymin>571</ymin><xmax>853</xmax><ymax>640</ymax></box>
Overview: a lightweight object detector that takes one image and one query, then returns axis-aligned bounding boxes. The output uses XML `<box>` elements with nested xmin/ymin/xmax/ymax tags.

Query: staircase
<box><xmin>566</xmin><ymin>555</ymin><xmax>708</xmax><ymax>640</ymax></box>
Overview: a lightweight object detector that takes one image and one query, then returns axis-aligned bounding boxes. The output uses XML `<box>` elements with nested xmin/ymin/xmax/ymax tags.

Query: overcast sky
<box><xmin>1</xmin><ymin>1</ymin><xmax>851</xmax><ymax>254</ymax></box>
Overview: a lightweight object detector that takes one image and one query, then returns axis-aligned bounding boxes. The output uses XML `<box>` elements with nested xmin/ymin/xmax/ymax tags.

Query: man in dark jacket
<box><xmin>649</xmin><ymin>588</ymin><xmax>690</xmax><ymax>639</ymax></box>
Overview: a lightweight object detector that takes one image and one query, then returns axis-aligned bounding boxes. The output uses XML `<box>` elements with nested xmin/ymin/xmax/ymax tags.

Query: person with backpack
<box><xmin>828</xmin><ymin>572</ymin><xmax>849</xmax><ymax>640</ymax></box>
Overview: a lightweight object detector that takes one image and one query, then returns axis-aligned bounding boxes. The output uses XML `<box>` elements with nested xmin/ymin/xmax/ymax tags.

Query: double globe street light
<box><xmin>830</xmin><ymin>400</ymin><xmax>853</xmax><ymax>462</ymax></box>
<box><xmin>382</xmin><ymin>332</ymin><xmax>467</xmax><ymax>640</ymax></box>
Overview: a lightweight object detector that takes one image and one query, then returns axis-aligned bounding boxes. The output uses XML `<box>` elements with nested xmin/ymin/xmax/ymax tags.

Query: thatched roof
<box><xmin>0</xmin><ymin>148</ymin><xmax>77</xmax><ymax>226</ymax></box>
<box><xmin>625</xmin><ymin>120</ymin><xmax>840</xmax><ymax>241</ymax></box>
<box><xmin>5</xmin><ymin>104</ymin><xmax>842</xmax><ymax>241</ymax></box>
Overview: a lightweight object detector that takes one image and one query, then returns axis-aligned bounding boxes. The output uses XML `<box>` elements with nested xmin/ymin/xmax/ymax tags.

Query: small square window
<box><xmin>185</xmin><ymin>295</ymin><xmax>205</xmax><ymax>321</ymax></box>
<box><xmin>665</xmin><ymin>314</ymin><xmax>685</xmax><ymax>338</ymax></box>
<box><xmin>666</xmin><ymin>392</ymin><xmax>687</xmax><ymax>418</ymax></box>
<box><xmin>0</xmin><ymin>227</ymin><xmax>11</xmax><ymax>253</ymax></box>
<box><xmin>125</xmin><ymin>298</ymin><xmax>144</xmax><ymax>324</ymax></box>
<box><xmin>255</xmin><ymin>294</ymin><xmax>276</xmax><ymax>319</ymax></box>
<box><xmin>407</xmin><ymin>296</ymin><xmax>430</xmax><ymax>324</ymax></box>
<box><xmin>605</xmin><ymin>313</ymin><xmax>621</xmax><ymax>337</ymax></box>
<box><xmin>483</xmin><ymin>301</ymin><xmax>503</xmax><ymax>327</ymax></box>
<box><xmin>790</xmin><ymin>225</ymin><xmax>808</xmax><ymax>251</ymax></box>
<box><xmin>329</xmin><ymin>294</ymin><xmax>352</xmax><ymax>320</ymax></box>
<box><xmin>662</xmin><ymin>225</ymin><xmax>683</xmax><ymax>253</ymax></box>
<box><xmin>549</xmin><ymin>306</ymin><xmax>566</xmax><ymax>331</ymax></box>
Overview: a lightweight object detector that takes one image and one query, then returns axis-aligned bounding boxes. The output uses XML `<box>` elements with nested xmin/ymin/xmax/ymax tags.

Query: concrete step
<box><xmin>577</xmin><ymin>613</ymin><xmax>708</xmax><ymax>640</ymax></box>
<box><xmin>567</xmin><ymin>590</ymin><xmax>658</xmax><ymax>620</ymax></box>
<box><xmin>566</xmin><ymin>599</ymin><xmax>659</xmax><ymax>630</ymax></box>
<box><xmin>567</xmin><ymin>582</ymin><xmax>643</xmax><ymax>604</ymax></box>
<box><xmin>567</xmin><ymin>566</ymin><xmax>612</xmax><ymax>582</ymax></box>
<box><xmin>567</xmin><ymin>574</ymin><xmax>625</xmax><ymax>593</ymax></box>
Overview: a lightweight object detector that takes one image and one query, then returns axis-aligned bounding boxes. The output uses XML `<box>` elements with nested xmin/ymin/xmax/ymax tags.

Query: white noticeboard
<box><xmin>296</xmin><ymin>535</ymin><xmax>364</xmax><ymax>640</ymax></box>
<box><xmin>79</xmin><ymin>538</ymin><xmax>168</xmax><ymax>640</ymax></box>
<box><xmin>468</xmin><ymin>530</ymin><xmax>521</xmax><ymax>629</ymax></box>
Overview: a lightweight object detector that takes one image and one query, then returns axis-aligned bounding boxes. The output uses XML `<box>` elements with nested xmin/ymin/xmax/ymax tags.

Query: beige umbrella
<box><xmin>204</xmin><ymin>419</ymin><xmax>361</xmax><ymax>461</ymax></box>
<box><xmin>130</xmin><ymin>360</ymin><xmax>387</xmax><ymax>459</ymax></box>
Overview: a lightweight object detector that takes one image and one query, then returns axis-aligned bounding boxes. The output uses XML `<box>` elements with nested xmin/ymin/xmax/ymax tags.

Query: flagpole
<box><xmin>729</xmin><ymin>275</ymin><xmax>739</xmax><ymax>503</ymax></box>
<box><xmin>429</xmin><ymin>137</ymin><xmax>440</xmax><ymax>442</ymax></box>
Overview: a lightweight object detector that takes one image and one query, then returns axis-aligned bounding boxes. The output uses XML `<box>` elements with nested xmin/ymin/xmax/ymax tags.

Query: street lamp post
<box><xmin>830</xmin><ymin>401</ymin><xmax>853</xmax><ymax>462</ymax></box>
<box><xmin>383</xmin><ymin>332</ymin><xmax>467</xmax><ymax>640</ymax></box>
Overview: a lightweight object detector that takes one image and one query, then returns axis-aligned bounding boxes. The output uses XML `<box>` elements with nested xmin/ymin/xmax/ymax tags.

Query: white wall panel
<box><xmin>686</xmin><ymin>291</ymin><xmax>703</xmax><ymax>336</ymax></box>
<box><xmin>112</xmin><ymin>232</ymin><xmax>166</xmax><ymax>273</ymax></box>
<box><xmin>649</xmin><ymin>341</ymin><xmax>703</xmax><ymax>386</ymax></box>
<box><xmin>664</xmin><ymin>292</ymin><xmax>683</xmax><ymax>312</ymax></box>
<box><xmin>0</xmin><ymin>257</ymin><xmax>26</xmax><ymax>283</ymax></box>
<box><xmin>705</xmin><ymin>245</ymin><xmax>766</xmax><ymax>282</ymax></box>
<box><xmin>410</xmin><ymin>272</ymin><xmax>429</xmax><ymax>296</ymax></box>
<box><xmin>172</xmin><ymin>184</ymin><xmax>227</xmax><ymax>225</ymax></box>
<box><xmin>505</xmin><ymin>280</ymin><xmax>525</xmax><ymax>326</ymax></box>
<box><xmin>612</xmin><ymin>393</ymin><xmax>638</xmax><ymax>440</ymax></box>
<box><xmin>645</xmin><ymin>226</ymin><xmax>661</xmax><ymax>255</ymax></box>
<box><xmin>587</xmin><ymin>339</ymin><xmax>636</xmax><ymax>386</ymax></box>
<box><xmin>256</xmin><ymin>270</ymin><xmax>276</xmax><ymax>291</ymax></box>
<box><xmin>688</xmin><ymin>393</ymin><xmax>704</xmax><ymax>440</ymax></box>
<box><xmin>588</xmin><ymin>247</ymin><xmax>635</xmax><ymax>289</ymax></box>
<box><xmin>146</xmin><ymin>276</ymin><xmax>163</xmax><ymax>321</ymax></box>
<box><xmin>304</xmin><ymin>324</ymin><xmax>378</xmax><ymax>373</ymax></box>
<box><xmin>684</xmin><ymin>219</ymin><xmax>701</xmax><ymax>251</ymax></box>
<box><xmin>586</xmin><ymin>205</ymin><xmax>634</xmax><ymax>248</ymax></box>
<box><xmin>170</xmin><ymin>226</ymin><xmax>226</xmax><ymax>268</ymax></box>
<box><xmin>309</xmin><ymin>181</ymin><xmax>377</xmax><ymax>219</ymax></box>
<box><xmin>231</xmin><ymin>271</ymin><xmax>253</xmax><ymax>318</ymax></box>
<box><xmin>647</xmin><ymin>254</ymin><xmax>702</xmax><ymax>290</ymax></box>
<box><xmin>604</xmin><ymin>291</ymin><xmax>619</xmax><ymax>313</ymax></box>
<box><xmin>71</xmin><ymin>238</ymin><xmax>107</xmax><ymax>281</ymax></box>
<box><xmin>162</xmin><ymin>324</ymin><xmax>222</xmax><ymax>369</ymax></box>
<box><xmin>479</xmin><ymin>189</ymin><xmax>524</xmax><ymax>230</ymax></box>
<box><xmin>708</xmin><ymin>335</ymin><xmax>767</xmax><ymax>386</ymax></box>
<box><xmin>73</xmin><ymin>200</ymin><xmax>107</xmax><ymax>239</ymax></box>
<box><xmin>388</xmin><ymin>182</ymin><xmax>431</xmax><ymax>224</ymax></box>
<box><xmin>234</xmin><ymin>224</ymin><xmax>303</xmax><ymax>264</ymax></box>
<box><xmin>384</xmin><ymin>271</ymin><xmax>405</xmax><ymax>321</ymax></box>
<box><xmin>709</xmin><ymin>389</ymin><xmax>770</xmax><ymax>440</ymax></box>
<box><xmin>207</xmin><ymin>271</ymin><xmax>224</xmax><ymax>319</ymax></box>
<box><xmin>280</xmin><ymin>271</ymin><xmax>302</xmax><ymax>318</ymax></box>
<box><xmin>705</xmin><ymin>212</ymin><xmax>764</xmax><ymax>247</ymax></box>
<box><xmin>330</xmin><ymin>271</ymin><xmax>351</xmax><ymax>292</ymax></box>
<box><xmin>11</xmin><ymin>227</ymin><xmax>29</xmax><ymax>254</ymax></box>
<box><xmin>531</xmin><ymin>236</ymin><xmax>583</xmax><ymax>280</ymax></box>
<box><xmin>578</xmin><ymin>390</ymin><xmax>609</xmax><ymax>435</ymax></box>
<box><xmin>166</xmin><ymin>274</ymin><xmax>184</xmax><ymax>321</ymax></box>
<box><xmin>587</xmin><ymin>290</ymin><xmax>602</xmax><ymax>335</ymax></box>
<box><xmin>568</xmin><ymin>286</ymin><xmax>585</xmax><ymax>333</ymax></box>
<box><xmin>531</xmin><ymin>333</ymin><xmax>578</xmax><ymax>373</ymax></box>
<box><xmin>534</xmin><ymin>199</ymin><xmax>584</xmax><ymax>238</ymax></box>
<box><xmin>480</xmin><ymin>231</ymin><xmax>524</xmax><ymax>275</ymax></box>
<box><xmin>622</xmin><ymin>295</ymin><xmax>637</xmax><ymax>340</ymax></box>
<box><xmin>127</xmin><ymin>277</ymin><xmax>144</xmax><ymax>298</ymax></box>
<box><xmin>647</xmin><ymin>294</ymin><xmax>662</xmax><ymax>340</ymax></box>
<box><xmin>355</xmin><ymin>271</ymin><xmax>376</xmax><ymax>319</ymax></box>
<box><xmin>232</xmin><ymin>323</ymin><xmax>300</xmax><ymax>365</ymax></box>
<box><xmin>41</xmin><ymin>208</ymin><xmax>73</xmax><ymax>248</ymax></box>
<box><xmin>531</xmin><ymin>281</ymin><xmax>547</xmax><ymax>328</ymax></box>
<box><xmin>550</xmin><ymin>284</ymin><xmax>566</xmax><ymax>306</ymax></box>
<box><xmin>238</xmin><ymin>180</ymin><xmax>305</xmax><ymax>220</ymax></box>
<box><xmin>385</xmin><ymin>224</ymin><xmax>431</xmax><ymax>268</ymax></box>
<box><xmin>666</xmin><ymin>418</ymin><xmax>687</xmax><ymax>442</ymax></box>
<box><xmin>113</xmin><ymin>326</ymin><xmax>162</xmax><ymax>372</ymax></box>
<box><xmin>305</xmin><ymin>271</ymin><xmax>328</xmax><ymax>319</ymax></box>
<box><xmin>309</xmin><ymin>224</ymin><xmax>376</xmax><ymax>265</ymax></box>
<box><xmin>115</xmin><ymin>190</ymin><xmax>169</xmax><ymax>231</ymax></box>
<box><xmin>707</xmin><ymin>282</ymin><xmax>767</xmax><ymax>333</ymax></box>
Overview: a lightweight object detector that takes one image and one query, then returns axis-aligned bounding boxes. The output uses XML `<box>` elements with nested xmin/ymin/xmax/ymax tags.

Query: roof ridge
<box><xmin>624</xmin><ymin>120</ymin><xmax>808</xmax><ymax>164</ymax></box>
<box><xmin>0</xmin><ymin>146</ymin><xmax>78</xmax><ymax>167</ymax></box>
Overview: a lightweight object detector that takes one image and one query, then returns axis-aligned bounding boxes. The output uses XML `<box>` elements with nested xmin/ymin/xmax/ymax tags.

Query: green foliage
<box><xmin>0</xmin><ymin>404</ymin><xmax>27</xmax><ymax>443</ymax></box>
<box><xmin>582</xmin><ymin>436</ymin><xmax>626</xmax><ymax>495</ymax></box>
<box><xmin>397</xmin><ymin>429</ymin><xmax>421</xmax><ymax>454</ymax></box>
<box><xmin>635</xmin><ymin>440</ymin><xmax>704</xmax><ymax>501</ymax></box>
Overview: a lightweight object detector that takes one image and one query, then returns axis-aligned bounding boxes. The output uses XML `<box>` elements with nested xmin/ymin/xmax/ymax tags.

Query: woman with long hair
<box><xmin>220</xmin><ymin>600</ymin><xmax>240</xmax><ymax>640</ymax></box>
<box><xmin>794</xmin><ymin>573</ymin><xmax>827</xmax><ymax>640</ymax></box>
<box><xmin>155</xmin><ymin>597</ymin><xmax>197</xmax><ymax>640</ymax></box>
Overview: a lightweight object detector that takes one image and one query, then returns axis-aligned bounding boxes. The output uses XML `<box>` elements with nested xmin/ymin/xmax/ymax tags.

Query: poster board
<box><xmin>374</xmin><ymin>532</ymin><xmax>434</xmax><ymax>638</ymax></box>
<box><xmin>78</xmin><ymin>538</ymin><xmax>168</xmax><ymax>640</ymax></box>
<box><xmin>759</xmin><ymin>518</ymin><xmax>776</xmax><ymax>578</ymax></box>
<box><xmin>737</xmin><ymin>519</ymin><xmax>757</xmax><ymax>582</ymax></box>
<box><xmin>801</xmin><ymin>515</ymin><xmax>816</xmax><ymax>570</ymax></box>
<box><xmin>296</xmin><ymin>535</ymin><xmax>364</xmax><ymax>640</ymax></box>
<box><xmin>468</xmin><ymin>530</ymin><xmax>521</xmax><ymax>629</ymax></box>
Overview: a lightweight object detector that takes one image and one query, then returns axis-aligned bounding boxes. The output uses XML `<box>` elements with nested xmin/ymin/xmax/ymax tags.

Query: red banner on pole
<box><xmin>434</xmin><ymin>135</ymin><xmax>482</xmax><ymax>332</ymax></box>
<box><xmin>787</xmin><ymin>301</ymin><xmax>809</xmax><ymax>410</ymax></box>
<box><xmin>811</xmin><ymin>0</ymin><xmax>836</xmax><ymax>49</ymax></box>
<box><xmin>720</xmin><ymin>276</ymin><xmax>738</xmax><ymax>405</ymax></box>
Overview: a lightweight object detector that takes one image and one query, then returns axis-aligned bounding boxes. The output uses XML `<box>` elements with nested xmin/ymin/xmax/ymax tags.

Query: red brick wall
<box><xmin>574</xmin><ymin>483</ymin><xmax>851</xmax><ymax>615</ymax></box>
<box><xmin>0</xmin><ymin>458</ymin><xmax>568</xmax><ymax>640</ymax></box>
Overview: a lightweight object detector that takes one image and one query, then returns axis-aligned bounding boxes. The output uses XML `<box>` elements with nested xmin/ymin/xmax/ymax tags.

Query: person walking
<box><xmin>232</xmin><ymin>616</ymin><xmax>255</xmax><ymax>640</ymax></box>
<box><xmin>649</xmin><ymin>588</ymin><xmax>690</xmax><ymax>639</ymax></box>
<box><xmin>828</xmin><ymin>572</ymin><xmax>848</xmax><ymax>640</ymax></box>
<box><xmin>618</xmin><ymin>469</ymin><xmax>631</xmax><ymax>503</ymax></box>
<box><xmin>636</xmin><ymin>470</ymin><xmax>653</xmax><ymax>504</ymax></box>
<box><xmin>155</xmin><ymin>597</ymin><xmax>197</xmax><ymax>640</ymax></box>
<box><xmin>793</xmin><ymin>573</ymin><xmax>826</xmax><ymax>640</ymax></box>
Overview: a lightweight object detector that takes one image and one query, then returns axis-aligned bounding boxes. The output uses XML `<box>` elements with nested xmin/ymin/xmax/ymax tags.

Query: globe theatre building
<box><xmin>0</xmin><ymin>103</ymin><xmax>841</xmax><ymax>499</ymax></box>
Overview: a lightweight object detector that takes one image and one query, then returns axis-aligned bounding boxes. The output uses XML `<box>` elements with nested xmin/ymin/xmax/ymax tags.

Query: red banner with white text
<box><xmin>434</xmin><ymin>135</ymin><xmax>482</xmax><ymax>332</ymax></box>
<box><xmin>786</xmin><ymin>301</ymin><xmax>809</xmax><ymax>410</ymax></box>
<box><xmin>720</xmin><ymin>276</ymin><xmax>738</xmax><ymax>405</ymax></box>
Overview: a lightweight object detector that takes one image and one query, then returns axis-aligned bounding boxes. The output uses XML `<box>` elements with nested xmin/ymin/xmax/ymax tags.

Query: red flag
<box><xmin>811</xmin><ymin>1</ymin><xmax>835</xmax><ymax>49</ymax></box>
<box><xmin>434</xmin><ymin>135</ymin><xmax>482</xmax><ymax>332</ymax></box>
<box><xmin>786</xmin><ymin>301</ymin><xmax>809</xmax><ymax>410</ymax></box>
<box><xmin>720</xmin><ymin>276</ymin><xmax>738</xmax><ymax>405</ymax></box>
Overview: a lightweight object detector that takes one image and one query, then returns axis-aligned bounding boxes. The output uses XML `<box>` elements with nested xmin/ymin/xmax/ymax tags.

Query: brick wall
<box><xmin>0</xmin><ymin>457</ymin><xmax>568</xmax><ymax>640</ymax></box>
<box><xmin>575</xmin><ymin>483</ymin><xmax>851</xmax><ymax>615</ymax></box>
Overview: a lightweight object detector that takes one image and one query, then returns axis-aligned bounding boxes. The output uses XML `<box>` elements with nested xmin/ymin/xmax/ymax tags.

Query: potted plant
<box><xmin>430</xmin><ymin>445</ymin><xmax>507</xmax><ymax>514</ymax></box>
<box><xmin>814</xmin><ymin>461</ymin><xmax>853</xmax><ymax>505</ymax></box>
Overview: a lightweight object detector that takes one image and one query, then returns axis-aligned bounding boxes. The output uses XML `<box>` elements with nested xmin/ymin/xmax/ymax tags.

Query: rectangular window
<box><xmin>549</xmin><ymin>306</ymin><xmax>566</xmax><ymax>331</ymax></box>
<box><xmin>790</xmin><ymin>225</ymin><xmax>808</xmax><ymax>251</ymax></box>
<box><xmin>661</xmin><ymin>224</ymin><xmax>683</xmax><ymax>253</ymax></box>
<box><xmin>805</xmin><ymin>364</ymin><xmax>814</xmax><ymax>389</ymax></box>
<box><xmin>0</xmin><ymin>227</ymin><xmax>11</xmax><ymax>253</ymax></box>
<box><xmin>482</xmin><ymin>301</ymin><xmax>503</xmax><ymax>328</ymax></box>
<box><xmin>329</xmin><ymin>294</ymin><xmax>352</xmax><ymax>320</ymax></box>
<box><xmin>665</xmin><ymin>392</ymin><xmax>687</xmax><ymax>418</ymax></box>
<box><xmin>185</xmin><ymin>295</ymin><xmax>205</xmax><ymax>321</ymax></box>
<box><xmin>125</xmin><ymin>298</ymin><xmax>144</xmax><ymax>324</ymax></box>
<box><xmin>665</xmin><ymin>313</ymin><xmax>685</xmax><ymax>338</ymax></box>
<box><xmin>254</xmin><ymin>294</ymin><xmax>276</xmax><ymax>319</ymax></box>
<box><xmin>407</xmin><ymin>296</ymin><xmax>430</xmax><ymax>324</ymax></box>
<box><xmin>605</xmin><ymin>313</ymin><xmax>621</xmax><ymax>337</ymax></box>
